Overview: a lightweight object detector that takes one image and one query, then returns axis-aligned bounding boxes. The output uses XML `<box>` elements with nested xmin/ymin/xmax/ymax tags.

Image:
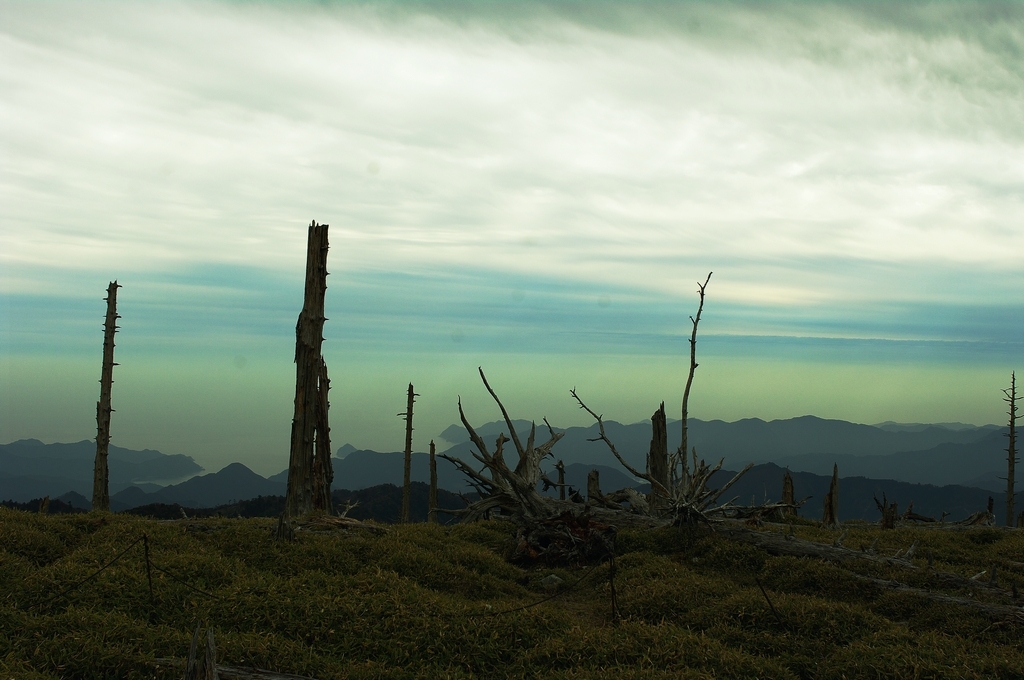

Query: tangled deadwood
<box><xmin>440</xmin><ymin>369</ymin><xmax>670</xmax><ymax>562</ymax></box>
<box><xmin>441</xmin><ymin>275</ymin><xmax>803</xmax><ymax>563</ymax></box>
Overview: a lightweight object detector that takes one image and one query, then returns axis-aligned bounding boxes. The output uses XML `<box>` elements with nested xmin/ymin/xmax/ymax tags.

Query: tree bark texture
<box><xmin>647</xmin><ymin>403</ymin><xmax>668</xmax><ymax>513</ymax></box>
<box><xmin>311</xmin><ymin>357</ymin><xmax>333</xmax><ymax>514</ymax></box>
<box><xmin>286</xmin><ymin>222</ymin><xmax>331</xmax><ymax>519</ymax></box>
<box><xmin>400</xmin><ymin>383</ymin><xmax>417</xmax><ymax>523</ymax></box>
<box><xmin>1005</xmin><ymin>372</ymin><xmax>1018</xmax><ymax>527</ymax></box>
<box><xmin>93</xmin><ymin>280</ymin><xmax>120</xmax><ymax>512</ymax></box>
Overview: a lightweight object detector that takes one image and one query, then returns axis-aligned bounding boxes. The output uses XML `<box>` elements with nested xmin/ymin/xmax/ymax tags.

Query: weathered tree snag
<box><xmin>428</xmin><ymin>440</ymin><xmax>438</xmax><ymax>524</ymax></box>
<box><xmin>677</xmin><ymin>272</ymin><xmax>712</xmax><ymax>488</ymax></box>
<box><xmin>822</xmin><ymin>464</ymin><xmax>840</xmax><ymax>528</ymax></box>
<box><xmin>399</xmin><ymin>383</ymin><xmax>418</xmax><ymax>523</ymax></box>
<box><xmin>781</xmin><ymin>470</ymin><xmax>795</xmax><ymax>518</ymax></box>
<box><xmin>875</xmin><ymin>493</ymin><xmax>898</xmax><ymax>530</ymax></box>
<box><xmin>285</xmin><ymin>221</ymin><xmax>331</xmax><ymax>521</ymax></box>
<box><xmin>1004</xmin><ymin>372</ymin><xmax>1018</xmax><ymax>527</ymax></box>
<box><xmin>648</xmin><ymin>403</ymin><xmax>669</xmax><ymax>513</ymax></box>
<box><xmin>93</xmin><ymin>280</ymin><xmax>120</xmax><ymax>512</ymax></box>
<box><xmin>311</xmin><ymin>357</ymin><xmax>334</xmax><ymax>514</ymax></box>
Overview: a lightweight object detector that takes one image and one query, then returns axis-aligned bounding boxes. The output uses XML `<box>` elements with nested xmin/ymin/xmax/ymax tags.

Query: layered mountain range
<box><xmin>2</xmin><ymin>416</ymin><xmax>1014</xmax><ymax>523</ymax></box>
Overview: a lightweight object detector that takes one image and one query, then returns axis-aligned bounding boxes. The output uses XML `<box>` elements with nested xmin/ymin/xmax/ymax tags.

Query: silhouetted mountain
<box><xmin>704</xmin><ymin>462</ymin><xmax>1019</xmax><ymax>526</ymax></box>
<box><xmin>57</xmin><ymin>491</ymin><xmax>91</xmax><ymax>510</ymax></box>
<box><xmin>440</xmin><ymin>417</ymin><xmax>1003</xmax><ymax>488</ymax></box>
<box><xmin>111</xmin><ymin>462</ymin><xmax>284</xmax><ymax>509</ymax></box>
<box><xmin>270</xmin><ymin>450</ymin><xmax>476</xmax><ymax>495</ymax></box>
<box><xmin>872</xmin><ymin>421</ymin><xmax>997</xmax><ymax>433</ymax></box>
<box><xmin>771</xmin><ymin>430</ymin><xmax>1009</xmax><ymax>488</ymax></box>
<box><xmin>0</xmin><ymin>439</ymin><xmax>203</xmax><ymax>502</ymax></box>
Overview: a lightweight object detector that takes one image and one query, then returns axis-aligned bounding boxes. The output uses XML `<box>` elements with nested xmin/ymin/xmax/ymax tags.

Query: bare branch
<box><xmin>571</xmin><ymin>388</ymin><xmax>650</xmax><ymax>484</ymax></box>
<box><xmin>479</xmin><ymin>367</ymin><xmax>526</xmax><ymax>459</ymax></box>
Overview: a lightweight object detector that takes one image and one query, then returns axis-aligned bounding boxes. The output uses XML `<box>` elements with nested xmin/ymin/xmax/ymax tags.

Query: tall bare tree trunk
<box><xmin>400</xmin><ymin>383</ymin><xmax>417</xmax><ymax>523</ymax></box>
<box><xmin>93</xmin><ymin>281</ymin><xmax>120</xmax><ymax>512</ymax></box>
<box><xmin>1004</xmin><ymin>372</ymin><xmax>1018</xmax><ymax>527</ymax></box>
<box><xmin>428</xmin><ymin>440</ymin><xmax>438</xmax><ymax>524</ymax></box>
<box><xmin>285</xmin><ymin>222</ymin><xmax>331</xmax><ymax>520</ymax></box>
<box><xmin>822</xmin><ymin>463</ymin><xmax>840</xmax><ymax>528</ymax></box>
<box><xmin>678</xmin><ymin>272</ymin><xmax>712</xmax><ymax>487</ymax></box>
<box><xmin>648</xmin><ymin>402</ymin><xmax>668</xmax><ymax>513</ymax></box>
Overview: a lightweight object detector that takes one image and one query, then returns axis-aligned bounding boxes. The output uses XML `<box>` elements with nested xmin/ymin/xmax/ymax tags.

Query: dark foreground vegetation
<box><xmin>2</xmin><ymin>508</ymin><xmax>1024</xmax><ymax>679</ymax></box>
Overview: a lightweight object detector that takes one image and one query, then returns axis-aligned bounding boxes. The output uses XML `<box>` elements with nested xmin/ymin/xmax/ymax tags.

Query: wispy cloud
<box><xmin>1</xmin><ymin>2</ymin><xmax>1020</xmax><ymax>467</ymax></box>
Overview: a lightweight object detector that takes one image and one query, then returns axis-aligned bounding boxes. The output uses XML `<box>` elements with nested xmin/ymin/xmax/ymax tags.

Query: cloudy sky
<box><xmin>1</xmin><ymin>1</ymin><xmax>1021</xmax><ymax>476</ymax></box>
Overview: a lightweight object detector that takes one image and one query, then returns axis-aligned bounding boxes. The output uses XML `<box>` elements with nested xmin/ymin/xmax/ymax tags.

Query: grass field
<box><xmin>2</xmin><ymin>508</ymin><xmax>1023</xmax><ymax>679</ymax></box>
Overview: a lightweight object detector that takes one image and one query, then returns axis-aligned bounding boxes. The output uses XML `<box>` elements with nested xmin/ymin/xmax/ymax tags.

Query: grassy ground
<box><xmin>2</xmin><ymin>508</ymin><xmax>1023</xmax><ymax>679</ymax></box>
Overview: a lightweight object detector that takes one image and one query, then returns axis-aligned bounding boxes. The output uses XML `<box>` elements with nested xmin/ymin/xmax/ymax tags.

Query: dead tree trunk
<box><xmin>677</xmin><ymin>272</ymin><xmax>712</xmax><ymax>488</ymax></box>
<box><xmin>822</xmin><ymin>463</ymin><xmax>840</xmax><ymax>528</ymax></box>
<box><xmin>400</xmin><ymin>383</ymin><xmax>417</xmax><ymax>523</ymax></box>
<box><xmin>875</xmin><ymin>493</ymin><xmax>898</xmax><ymax>530</ymax></box>
<box><xmin>285</xmin><ymin>221</ymin><xmax>331</xmax><ymax>520</ymax></box>
<box><xmin>781</xmin><ymin>469</ymin><xmax>795</xmax><ymax>518</ymax></box>
<box><xmin>428</xmin><ymin>440</ymin><xmax>438</xmax><ymax>524</ymax></box>
<box><xmin>93</xmin><ymin>280</ymin><xmax>120</xmax><ymax>512</ymax></box>
<box><xmin>311</xmin><ymin>357</ymin><xmax>334</xmax><ymax>514</ymax></box>
<box><xmin>648</xmin><ymin>403</ymin><xmax>668</xmax><ymax>514</ymax></box>
<box><xmin>555</xmin><ymin>460</ymin><xmax>566</xmax><ymax>501</ymax></box>
<box><xmin>1004</xmin><ymin>372</ymin><xmax>1018</xmax><ymax>527</ymax></box>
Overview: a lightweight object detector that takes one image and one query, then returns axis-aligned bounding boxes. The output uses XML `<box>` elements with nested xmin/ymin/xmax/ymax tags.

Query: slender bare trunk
<box><xmin>93</xmin><ymin>281</ymin><xmax>120</xmax><ymax>512</ymax></box>
<box><xmin>555</xmin><ymin>460</ymin><xmax>566</xmax><ymax>501</ymax></box>
<box><xmin>428</xmin><ymin>440</ymin><xmax>438</xmax><ymax>524</ymax></box>
<box><xmin>1004</xmin><ymin>372</ymin><xmax>1018</xmax><ymax>527</ymax></box>
<box><xmin>285</xmin><ymin>222</ymin><xmax>330</xmax><ymax>519</ymax></box>
<box><xmin>400</xmin><ymin>383</ymin><xmax>417</xmax><ymax>523</ymax></box>
<box><xmin>679</xmin><ymin>272</ymin><xmax>712</xmax><ymax>486</ymax></box>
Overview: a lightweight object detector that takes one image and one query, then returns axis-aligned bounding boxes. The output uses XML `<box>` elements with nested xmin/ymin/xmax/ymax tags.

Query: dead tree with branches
<box><xmin>442</xmin><ymin>275</ymin><xmax>792</xmax><ymax>562</ymax></box>
<box><xmin>92</xmin><ymin>281</ymin><xmax>121</xmax><ymax>512</ymax></box>
<box><xmin>283</xmin><ymin>221</ymin><xmax>333</xmax><ymax>524</ymax></box>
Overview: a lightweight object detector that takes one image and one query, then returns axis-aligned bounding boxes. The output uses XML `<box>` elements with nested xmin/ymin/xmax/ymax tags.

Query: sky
<box><xmin>1</xmin><ymin>1</ymin><xmax>1021</xmax><ymax>477</ymax></box>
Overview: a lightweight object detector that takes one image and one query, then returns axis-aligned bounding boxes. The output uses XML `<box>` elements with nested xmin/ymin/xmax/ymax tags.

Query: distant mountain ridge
<box><xmin>2</xmin><ymin>417</ymin><xmax>1010</xmax><ymax>518</ymax></box>
<box><xmin>0</xmin><ymin>439</ymin><xmax>203</xmax><ymax>503</ymax></box>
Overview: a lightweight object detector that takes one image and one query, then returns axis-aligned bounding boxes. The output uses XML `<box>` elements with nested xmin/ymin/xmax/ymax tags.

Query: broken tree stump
<box><xmin>648</xmin><ymin>403</ymin><xmax>669</xmax><ymax>514</ymax></box>
<box><xmin>781</xmin><ymin>469</ymin><xmax>795</xmax><ymax>518</ymax></box>
<box><xmin>821</xmin><ymin>464</ymin><xmax>840</xmax><ymax>529</ymax></box>
<box><xmin>285</xmin><ymin>222</ymin><xmax>333</xmax><ymax>520</ymax></box>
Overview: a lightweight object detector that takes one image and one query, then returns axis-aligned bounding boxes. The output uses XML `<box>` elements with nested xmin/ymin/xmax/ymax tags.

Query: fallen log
<box><xmin>713</xmin><ymin>521</ymin><xmax>1021</xmax><ymax>603</ymax></box>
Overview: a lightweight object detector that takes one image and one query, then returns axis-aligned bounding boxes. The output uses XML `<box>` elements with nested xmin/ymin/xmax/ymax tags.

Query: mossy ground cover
<box><xmin>2</xmin><ymin>508</ymin><xmax>1022</xmax><ymax>679</ymax></box>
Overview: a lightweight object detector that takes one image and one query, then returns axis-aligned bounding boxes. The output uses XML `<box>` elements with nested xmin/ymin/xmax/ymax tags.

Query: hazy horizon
<box><xmin>2</xmin><ymin>2</ymin><xmax>1020</xmax><ymax>476</ymax></box>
